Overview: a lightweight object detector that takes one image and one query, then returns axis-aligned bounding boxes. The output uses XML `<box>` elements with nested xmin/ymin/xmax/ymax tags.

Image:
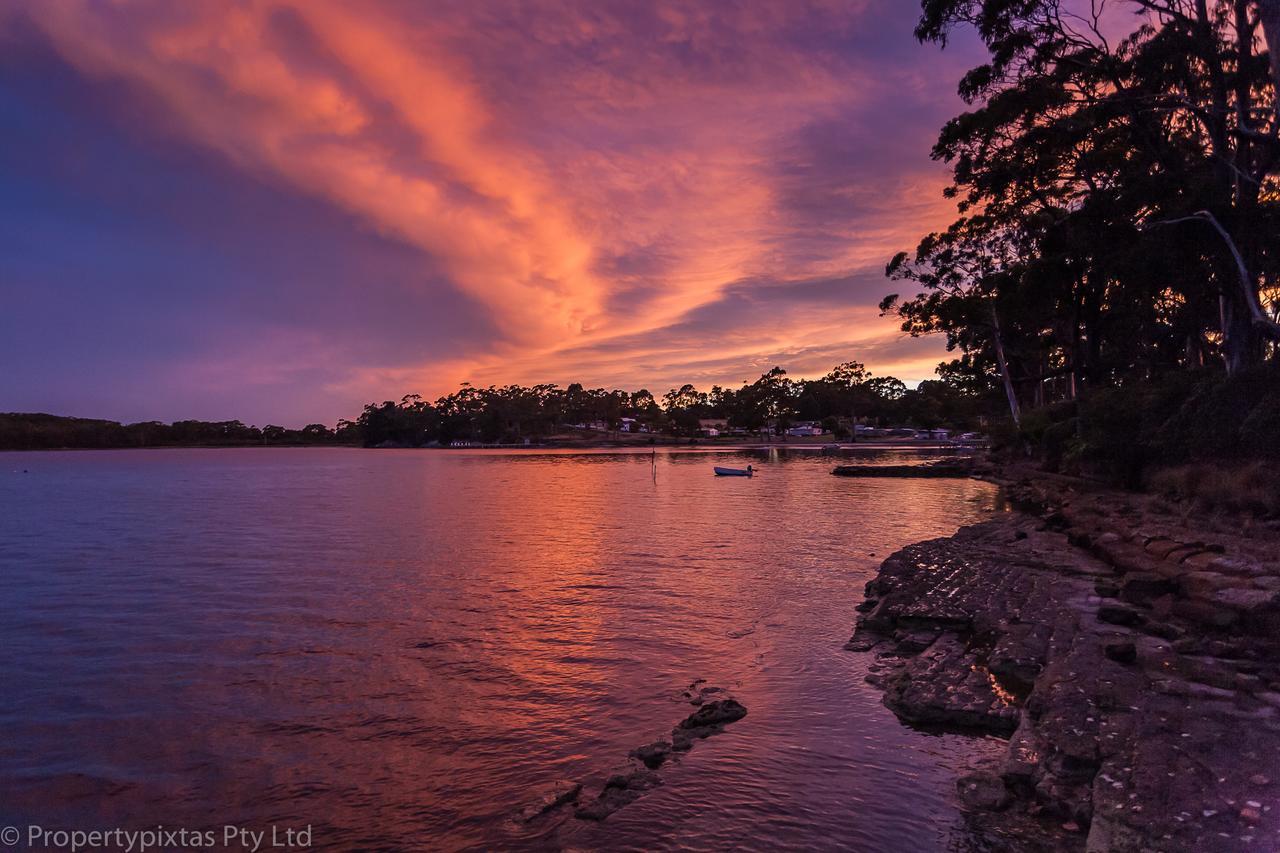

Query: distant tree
<box><xmin>865</xmin><ymin>376</ymin><xmax>907</xmax><ymax>402</ymax></box>
<box><xmin>663</xmin><ymin>383</ymin><xmax>708</xmax><ymax>413</ymax></box>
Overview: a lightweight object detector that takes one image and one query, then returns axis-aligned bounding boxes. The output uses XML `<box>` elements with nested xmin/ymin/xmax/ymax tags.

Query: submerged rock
<box><xmin>957</xmin><ymin>771</ymin><xmax>1012</xmax><ymax>811</ymax></box>
<box><xmin>574</xmin><ymin>769</ymin><xmax>662</xmax><ymax>821</ymax></box>
<box><xmin>678</xmin><ymin>698</ymin><xmax>748</xmax><ymax>729</ymax></box>
<box><xmin>568</xmin><ymin>687</ymin><xmax>748</xmax><ymax>822</ymax></box>
<box><xmin>629</xmin><ymin>740</ymin><xmax>672</xmax><ymax>769</ymax></box>
<box><xmin>670</xmin><ymin>728</ymin><xmax>696</xmax><ymax>751</ymax></box>
<box><xmin>843</xmin><ymin>632</ymin><xmax>882</xmax><ymax>652</ymax></box>
<box><xmin>516</xmin><ymin>780</ymin><xmax>582</xmax><ymax>822</ymax></box>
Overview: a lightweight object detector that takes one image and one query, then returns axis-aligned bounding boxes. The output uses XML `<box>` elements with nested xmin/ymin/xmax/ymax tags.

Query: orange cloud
<box><xmin>15</xmin><ymin>0</ymin><xmax>975</xmax><ymax>412</ymax></box>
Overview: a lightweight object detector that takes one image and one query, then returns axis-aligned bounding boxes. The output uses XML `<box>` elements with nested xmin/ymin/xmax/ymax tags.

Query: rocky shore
<box><xmin>847</xmin><ymin>470</ymin><xmax>1280</xmax><ymax>851</ymax></box>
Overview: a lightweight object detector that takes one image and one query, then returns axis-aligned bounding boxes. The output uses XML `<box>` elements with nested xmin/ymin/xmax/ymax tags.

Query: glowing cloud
<box><xmin>1</xmin><ymin>1</ymin><xmax>984</xmax><ymax>423</ymax></box>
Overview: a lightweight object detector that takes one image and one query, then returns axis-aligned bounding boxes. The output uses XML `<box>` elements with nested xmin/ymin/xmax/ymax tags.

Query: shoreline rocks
<box><xmin>847</xmin><ymin>484</ymin><xmax>1280</xmax><ymax>852</ymax></box>
<box><xmin>520</xmin><ymin>683</ymin><xmax>749</xmax><ymax>825</ymax></box>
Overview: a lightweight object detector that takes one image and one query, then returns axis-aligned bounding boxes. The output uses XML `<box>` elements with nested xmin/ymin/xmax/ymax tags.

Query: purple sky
<box><xmin>1</xmin><ymin>1</ymin><xmax>985</xmax><ymax>426</ymax></box>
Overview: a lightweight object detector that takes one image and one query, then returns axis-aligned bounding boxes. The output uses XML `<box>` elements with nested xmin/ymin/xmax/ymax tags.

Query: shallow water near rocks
<box><xmin>1</xmin><ymin>447</ymin><xmax>1007</xmax><ymax>850</ymax></box>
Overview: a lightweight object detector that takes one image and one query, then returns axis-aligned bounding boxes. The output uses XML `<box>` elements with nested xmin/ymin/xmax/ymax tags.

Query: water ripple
<box><xmin>0</xmin><ymin>447</ymin><xmax>1005</xmax><ymax>850</ymax></box>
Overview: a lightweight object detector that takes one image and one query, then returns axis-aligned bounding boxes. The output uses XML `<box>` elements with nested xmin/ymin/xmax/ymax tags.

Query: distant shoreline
<box><xmin>0</xmin><ymin>439</ymin><xmax>977</xmax><ymax>453</ymax></box>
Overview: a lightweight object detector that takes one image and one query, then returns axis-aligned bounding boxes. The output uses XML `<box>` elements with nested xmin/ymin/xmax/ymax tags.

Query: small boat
<box><xmin>713</xmin><ymin>465</ymin><xmax>754</xmax><ymax>477</ymax></box>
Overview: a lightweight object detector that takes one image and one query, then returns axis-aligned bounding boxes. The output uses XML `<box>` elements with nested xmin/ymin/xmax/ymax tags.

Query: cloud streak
<box><xmin>1</xmin><ymin>0</ymin><xmax>984</xmax><ymax>424</ymax></box>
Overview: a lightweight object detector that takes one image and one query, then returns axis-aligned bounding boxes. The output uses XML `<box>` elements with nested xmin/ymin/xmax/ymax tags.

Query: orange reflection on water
<box><xmin>2</xmin><ymin>447</ymin><xmax>1005</xmax><ymax>849</ymax></box>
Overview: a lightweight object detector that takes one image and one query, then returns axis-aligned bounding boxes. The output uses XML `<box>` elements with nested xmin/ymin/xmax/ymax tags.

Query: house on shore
<box><xmin>698</xmin><ymin>418</ymin><xmax>728</xmax><ymax>437</ymax></box>
<box><xmin>786</xmin><ymin>422</ymin><xmax>824</xmax><ymax>437</ymax></box>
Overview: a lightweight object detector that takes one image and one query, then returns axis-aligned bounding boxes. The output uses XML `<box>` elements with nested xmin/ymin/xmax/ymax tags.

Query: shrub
<box><xmin>1074</xmin><ymin>384</ymin><xmax>1162</xmax><ymax>486</ymax></box>
<box><xmin>1039</xmin><ymin>417</ymin><xmax>1080</xmax><ymax>473</ymax></box>
<box><xmin>1155</xmin><ymin>366</ymin><xmax>1280</xmax><ymax>461</ymax></box>
<box><xmin>1148</xmin><ymin>462</ymin><xmax>1280</xmax><ymax>517</ymax></box>
<box><xmin>1049</xmin><ymin>367</ymin><xmax>1275</xmax><ymax>485</ymax></box>
<box><xmin>1239</xmin><ymin>389</ymin><xmax>1280</xmax><ymax>459</ymax></box>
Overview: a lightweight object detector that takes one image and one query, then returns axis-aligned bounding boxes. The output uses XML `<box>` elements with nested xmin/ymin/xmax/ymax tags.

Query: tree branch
<box><xmin>1144</xmin><ymin>210</ymin><xmax>1280</xmax><ymax>339</ymax></box>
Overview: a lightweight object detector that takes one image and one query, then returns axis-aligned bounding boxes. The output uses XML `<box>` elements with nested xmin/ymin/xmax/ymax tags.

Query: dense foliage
<box><xmin>353</xmin><ymin>362</ymin><xmax>994</xmax><ymax>447</ymax></box>
<box><xmin>1015</xmin><ymin>362</ymin><xmax>1280</xmax><ymax>485</ymax></box>
<box><xmin>885</xmin><ymin>0</ymin><xmax>1280</xmax><ymax>419</ymax></box>
<box><xmin>878</xmin><ymin>0</ymin><xmax>1280</xmax><ymax>483</ymax></box>
<box><xmin>0</xmin><ymin>413</ymin><xmax>353</xmax><ymax>451</ymax></box>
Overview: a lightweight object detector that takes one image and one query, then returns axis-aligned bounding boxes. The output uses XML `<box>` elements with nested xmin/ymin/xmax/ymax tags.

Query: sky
<box><xmin>0</xmin><ymin>0</ymin><xmax>986</xmax><ymax>427</ymax></box>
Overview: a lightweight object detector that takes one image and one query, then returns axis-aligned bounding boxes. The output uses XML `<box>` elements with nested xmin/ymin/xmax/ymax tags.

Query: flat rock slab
<box><xmin>884</xmin><ymin>633</ymin><xmax>1019</xmax><ymax>733</ymax></box>
<box><xmin>847</xmin><ymin>510</ymin><xmax>1280</xmax><ymax>852</ymax></box>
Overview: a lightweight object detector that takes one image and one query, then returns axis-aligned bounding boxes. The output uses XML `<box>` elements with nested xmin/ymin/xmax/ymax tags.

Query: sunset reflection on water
<box><xmin>1</xmin><ymin>447</ymin><xmax>1005</xmax><ymax>850</ymax></box>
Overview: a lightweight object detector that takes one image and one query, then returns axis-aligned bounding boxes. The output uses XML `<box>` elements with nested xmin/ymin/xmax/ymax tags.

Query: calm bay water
<box><xmin>1</xmin><ymin>447</ymin><xmax>1004</xmax><ymax>851</ymax></box>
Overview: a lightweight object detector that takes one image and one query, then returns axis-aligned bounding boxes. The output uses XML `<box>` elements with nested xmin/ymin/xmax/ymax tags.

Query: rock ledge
<box><xmin>849</xmin><ymin>489</ymin><xmax>1280</xmax><ymax>852</ymax></box>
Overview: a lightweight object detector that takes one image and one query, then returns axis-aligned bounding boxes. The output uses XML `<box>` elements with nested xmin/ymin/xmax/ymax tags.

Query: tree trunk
<box><xmin>1185</xmin><ymin>333</ymin><xmax>1205</xmax><ymax>368</ymax></box>
<box><xmin>1146</xmin><ymin>211</ymin><xmax>1280</xmax><ymax>371</ymax></box>
<box><xmin>1259</xmin><ymin>0</ymin><xmax>1280</xmax><ymax>127</ymax></box>
<box><xmin>990</xmin><ymin>303</ymin><xmax>1022</xmax><ymax>427</ymax></box>
<box><xmin>1222</xmin><ymin>291</ymin><xmax>1261</xmax><ymax>374</ymax></box>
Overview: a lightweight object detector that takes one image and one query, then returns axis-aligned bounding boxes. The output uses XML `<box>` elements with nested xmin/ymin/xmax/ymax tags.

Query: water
<box><xmin>0</xmin><ymin>447</ymin><xmax>1005</xmax><ymax>851</ymax></box>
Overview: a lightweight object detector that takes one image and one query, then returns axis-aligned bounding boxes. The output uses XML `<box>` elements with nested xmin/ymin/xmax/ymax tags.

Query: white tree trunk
<box><xmin>990</xmin><ymin>303</ymin><xmax>1022</xmax><ymax>427</ymax></box>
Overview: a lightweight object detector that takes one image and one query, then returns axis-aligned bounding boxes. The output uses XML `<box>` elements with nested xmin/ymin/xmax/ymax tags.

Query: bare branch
<box><xmin>1144</xmin><ymin>210</ymin><xmax>1280</xmax><ymax>339</ymax></box>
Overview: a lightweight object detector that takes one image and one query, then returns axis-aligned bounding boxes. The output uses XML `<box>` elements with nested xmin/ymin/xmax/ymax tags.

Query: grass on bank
<box><xmin>1148</xmin><ymin>462</ymin><xmax>1280</xmax><ymax>518</ymax></box>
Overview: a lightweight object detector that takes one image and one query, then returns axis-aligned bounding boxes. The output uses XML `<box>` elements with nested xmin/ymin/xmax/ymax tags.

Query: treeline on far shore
<box><xmin>0</xmin><ymin>413</ymin><xmax>357</xmax><ymax>451</ymax></box>
<box><xmin>0</xmin><ymin>360</ymin><xmax>994</xmax><ymax>451</ymax></box>
<box><xmin>352</xmin><ymin>362</ymin><xmax>993</xmax><ymax>448</ymax></box>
